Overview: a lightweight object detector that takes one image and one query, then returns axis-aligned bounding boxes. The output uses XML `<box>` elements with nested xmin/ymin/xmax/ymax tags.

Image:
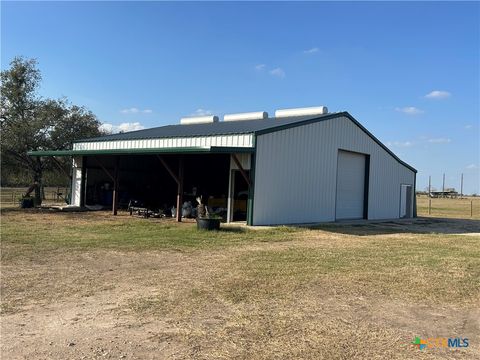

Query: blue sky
<box><xmin>2</xmin><ymin>1</ymin><xmax>479</xmax><ymax>193</ymax></box>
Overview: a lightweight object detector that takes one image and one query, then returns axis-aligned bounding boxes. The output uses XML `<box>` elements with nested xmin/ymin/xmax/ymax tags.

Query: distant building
<box><xmin>429</xmin><ymin>190</ymin><xmax>458</xmax><ymax>198</ymax></box>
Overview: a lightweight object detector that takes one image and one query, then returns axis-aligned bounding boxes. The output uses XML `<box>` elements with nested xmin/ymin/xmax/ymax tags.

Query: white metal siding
<box><xmin>335</xmin><ymin>151</ymin><xmax>365</xmax><ymax>220</ymax></box>
<box><xmin>73</xmin><ymin>134</ymin><xmax>254</xmax><ymax>151</ymax></box>
<box><xmin>71</xmin><ymin>156</ymin><xmax>83</xmax><ymax>206</ymax></box>
<box><xmin>253</xmin><ymin>116</ymin><xmax>415</xmax><ymax>225</ymax></box>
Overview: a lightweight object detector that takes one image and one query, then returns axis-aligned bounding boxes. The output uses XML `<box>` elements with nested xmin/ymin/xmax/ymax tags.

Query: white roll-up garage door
<box><xmin>335</xmin><ymin>150</ymin><xmax>366</xmax><ymax>220</ymax></box>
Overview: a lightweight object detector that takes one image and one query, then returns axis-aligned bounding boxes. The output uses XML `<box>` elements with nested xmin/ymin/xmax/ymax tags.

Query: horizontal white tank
<box><xmin>275</xmin><ymin>106</ymin><xmax>328</xmax><ymax>118</ymax></box>
<box><xmin>180</xmin><ymin>115</ymin><xmax>219</xmax><ymax>125</ymax></box>
<box><xmin>224</xmin><ymin>111</ymin><xmax>268</xmax><ymax>122</ymax></box>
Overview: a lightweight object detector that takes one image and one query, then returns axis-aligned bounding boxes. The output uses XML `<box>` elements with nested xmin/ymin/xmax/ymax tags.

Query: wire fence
<box><xmin>0</xmin><ymin>187</ymin><xmax>69</xmax><ymax>205</ymax></box>
<box><xmin>416</xmin><ymin>196</ymin><xmax>480</xmax><ymax>219</ymax></box>
<box><xmin>2</xmin><ymin>187</ymin><xmax>479</xmax><ymax>219</ymax></box>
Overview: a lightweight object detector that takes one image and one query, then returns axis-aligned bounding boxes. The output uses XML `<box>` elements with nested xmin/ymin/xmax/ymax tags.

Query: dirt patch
<box><xmin>2</xmin><ymin>247</ymin><xmax>478</xmax><ymax>359</ymax></box>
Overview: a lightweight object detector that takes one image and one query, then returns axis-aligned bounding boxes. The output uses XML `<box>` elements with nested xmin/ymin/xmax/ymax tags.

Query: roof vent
<box><xmin>275</xmin><ymin>106</ymin><xmax>328</xmax><ymax>118</ymax></box>
<box><xmin>224</xmin><ymin>111</ymin><xmax>268</xmax><ymax>122</ymax></box>
<box><xmin>180</xmin><ymin>115</ymin><xmax>219</xmax><ymax>125</ymax></box>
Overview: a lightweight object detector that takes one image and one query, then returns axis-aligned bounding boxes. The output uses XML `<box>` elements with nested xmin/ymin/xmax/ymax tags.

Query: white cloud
<box><xmin>269</xmin><ymin>67</ymin><xmax>286</xmax><ymax>78</ymax></box>
<box><xmin>191</xmin><ymin>108</ymin><xmax>213</xmax><ymax>116</ymax></box>
<box><xmin>100</xmin><ymin>122</ymin><xmax>145</xmax><ymax>133</ymax></box>
<box><xmin>466</xmin><ymin>164</ymin><xmax>478</xmax><ymax>169</ymax></box>
<box><xmin>99</xmin><ymin>123</ymin><xmax>114</xmax><ymax>133</ymax></box>
<box><xmin>121</xmin><ymin>107</ymin><xmax>139</xmax><ymax>114</ymax></box>
<box><xmin>425</xmin><ymin>90</ymin><xmax>451</xmax><ymax>99</ymax></box>
<box><xmin>120</xmin><ymin>107</ymin><xmax>152</xmax><ymax>114</ymax></box>
<box><xmin>118</xmin><ymin>122</ymin><xmax>144</xmax><ymax>132</ymax></box>
<box><xmin>395</xmin><ymin>106</ymin><xmax>424</xmax><ymax>115</ymax></box>
<box><xmin>303</xmin><ymin>47</ymin><xmax>319</xmax><ymax>54</ymax></box>
<box><xmin>255</xmin><ymin>64</ymin><xmax>285</xmax><ymax>78</ymax></box>
<box><xmin>427</xmin><ymin>138</ymin><xmax>451</xmax><ymax>144</ymax></box>
<box><xmin>465</xmin><ymin>124</ymin><xmax>473</xmax><ymax>129</ymax></box>
<box><xmin>386</xmin><ymin>141</ymin><xmax>413</xmax><ymax>148</ymax></box>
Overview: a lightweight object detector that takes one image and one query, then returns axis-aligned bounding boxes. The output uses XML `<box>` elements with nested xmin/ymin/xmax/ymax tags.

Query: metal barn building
<box><xmin>30</xmin><ymin>106</ymin><xmax>417</xmax><ymax>225</ymax></box>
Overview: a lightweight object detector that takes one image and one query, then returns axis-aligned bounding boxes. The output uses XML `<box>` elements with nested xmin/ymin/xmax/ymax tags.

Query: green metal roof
<box><xmin>75</xmin><ymin>113</ymin><xmax>335</xmax><ymax>143</ymax></box>
<box><xmin>28</xmin><ymin>111</ymin><xmax>417</xmax><ymax>173</ymax></box>
<box><xmin>27</xmin><ymin>146</ymin><xmax>254</xmax><ymax>157</ymax></box>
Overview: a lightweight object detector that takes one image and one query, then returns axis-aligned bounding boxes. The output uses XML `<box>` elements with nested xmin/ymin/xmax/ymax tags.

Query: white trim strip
<box><xmin>73</xmin><ymin>134</ymin><xmax>254</xmax><ymax>151</ymax></box>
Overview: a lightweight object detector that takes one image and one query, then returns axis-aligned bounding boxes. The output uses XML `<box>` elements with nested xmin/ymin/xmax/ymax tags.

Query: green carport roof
<box><xmin>27</xmin><ymin>146</ymin><xmax>254</xmax><ymax>157</ymax></box>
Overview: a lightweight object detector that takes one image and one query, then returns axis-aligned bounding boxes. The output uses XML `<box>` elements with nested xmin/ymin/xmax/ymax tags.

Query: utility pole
<box><xmin>428</xmin><ymin>175</ymin><xmax>432</xmax><ymax>215</ymax></box>
<box><xmin>460</xmin><ymin>173</ymin><xmax>464</xmax><ymax>199</ymax></box>
<box><xmin>442</xmin><ymin>173</ymin><xmax>445</xmax><ymax>198</ymax></box>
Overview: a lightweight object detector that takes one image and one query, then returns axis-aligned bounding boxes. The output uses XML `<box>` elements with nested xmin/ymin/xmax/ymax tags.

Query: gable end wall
<box><xmin>252</xmin><ymin>116</ymin><xmax>415</xmax><ymax>225</ymax></box>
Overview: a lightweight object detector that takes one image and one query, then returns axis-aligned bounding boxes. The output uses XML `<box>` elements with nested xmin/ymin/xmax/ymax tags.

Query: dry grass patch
<box><xmin>417</xmin><ymin>196</ymin><xmax>480</xmax><ymax>219</ymax></box>
<box><xmin>222</xmin><ymin>234</ymin><xmax>480</xmax><ymax>306</ymax></box>
<box><xmin>1</xmin><ymin>209</ymin><xmax>479</xmax><ymax>359</ymax></box>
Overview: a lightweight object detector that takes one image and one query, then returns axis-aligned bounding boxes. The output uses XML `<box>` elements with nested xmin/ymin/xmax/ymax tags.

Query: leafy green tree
<box><xmin>1</xmin><ymin>56</ymin><xmax>103</xmax><ymax>204</ymax></box>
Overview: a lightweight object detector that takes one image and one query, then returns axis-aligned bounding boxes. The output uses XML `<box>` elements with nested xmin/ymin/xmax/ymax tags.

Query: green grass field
<box><xmin>1</xmin><ymin>206</ymin><xmax>479</xmax><ymax>359</ymax></box>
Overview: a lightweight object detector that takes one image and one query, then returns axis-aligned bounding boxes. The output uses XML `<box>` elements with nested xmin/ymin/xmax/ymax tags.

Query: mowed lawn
<box><xmin>1</xmin><ymin>208</ymin><xmax>479</xmax><ymax>359</ymax></box>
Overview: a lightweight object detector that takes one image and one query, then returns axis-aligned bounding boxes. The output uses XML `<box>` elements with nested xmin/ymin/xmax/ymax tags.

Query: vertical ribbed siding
<box><xmin>253</xmin><ymin>116</ymin><xmax>415</xmax><ymax>225</ymax></box>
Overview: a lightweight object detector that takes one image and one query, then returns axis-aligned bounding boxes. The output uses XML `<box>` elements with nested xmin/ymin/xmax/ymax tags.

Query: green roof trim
<box><xmin>27</xmin><ymin>146</ymin><xmax>254</xmax><ymax>157</ymax></box>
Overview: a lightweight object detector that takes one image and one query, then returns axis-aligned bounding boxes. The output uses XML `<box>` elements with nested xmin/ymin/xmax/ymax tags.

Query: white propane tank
<box><xmin>180</xmin><ymin>115</ymin><xmax>219</xmax><ymax>125</ymax></box>
<box><xmin>224</xmin><ymin>111</ymin><xmax>268</xmax><ymax>122</ymax></box>
<box><xmin>275</xmin><ymin>106</ymin><xmax>328</xmax><ymax>118</ymax></box>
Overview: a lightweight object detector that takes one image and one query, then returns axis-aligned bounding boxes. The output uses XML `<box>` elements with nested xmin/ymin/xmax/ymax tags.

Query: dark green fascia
<box><xmin>413</xmin><ymin>172</ymin><xmax>417</xmax><ymax>218</ymax></box>
<box><xmin>247</xmin><ymin>136</ymin><xmax>257</xmax><ymax>226</ymax></box>
<box><xmin>28</xmin><ymin>146</ymin><xmax>254</xmax><ymax>157</ymax></box>
<box><xmin>254</xmin><ymin>112</ymin><xmax>343</xmax><ymax>136</ymax></box>
<box><xmin>209</xmin><ymin>147</ymin><xmax>254</xmax><ymax>154</ymax></box>
<box><xmin>254</xmin><ymin>111</ymin><xmax>417</xmax><ymax>174</ymax></box>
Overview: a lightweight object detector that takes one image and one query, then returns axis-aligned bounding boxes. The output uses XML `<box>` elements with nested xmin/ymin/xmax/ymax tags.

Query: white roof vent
<box><xmin>275</xmin><ymin>106</ymin><xmax>328</xmax><ymax>118</ymax></box>
<box><xmin>224</xmin><ymin>111</ymin><xmax>268</xmax><ymax>122</ymax></box>
<box><xmin>180</xmin><ymin>115</ymin><xmax>219</xmax><ymax>125</ymax></box>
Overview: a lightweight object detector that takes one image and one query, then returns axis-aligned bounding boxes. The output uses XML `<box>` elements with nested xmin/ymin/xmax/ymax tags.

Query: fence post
<box><xmin>471</xmin><ymin>200</ymin><xmax>473</xmax><ymax>218</ymax></box>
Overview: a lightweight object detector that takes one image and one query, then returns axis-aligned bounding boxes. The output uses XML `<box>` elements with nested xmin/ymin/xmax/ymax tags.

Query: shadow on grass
<box><xmin>3</xmin><ymin>207</ymin><xmax>479</xmax><ymax>237</ymax></box>
<box><xmin>307</xmin><ymin>217</ymin><xmax>480</xmax><ymax>236</ymax></box>
<box><xmin>0</xmin><ymin>206</ymin><xmax>89</xmax><ymax>216</ymax></box>
<box><xmin>218</xmin><ymin>226</ymin><xmax>248</xmax><ymax>234</ymax></box>
<box><xmin>191</xmin><ymin>225</ymin><xmax>248</xmax><ymax>234</ymax></box>
<box><xmin>0</xmin><ymin>206</ymin><xmax>39</xmax><ymax>214</ymax></box>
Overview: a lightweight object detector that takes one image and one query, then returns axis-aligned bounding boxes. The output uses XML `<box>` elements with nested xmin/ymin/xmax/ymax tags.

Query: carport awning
<box><xmin>27</xmin><ymin>146</ymin><xmax>254</xmax><ymax>157</ymax></box>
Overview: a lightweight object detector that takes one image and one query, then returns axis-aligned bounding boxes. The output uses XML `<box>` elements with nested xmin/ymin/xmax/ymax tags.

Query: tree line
<box><xmin>1</xmin><ymin>57</ymin><xmax>105</xmax><ymax>204</ymax></box>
